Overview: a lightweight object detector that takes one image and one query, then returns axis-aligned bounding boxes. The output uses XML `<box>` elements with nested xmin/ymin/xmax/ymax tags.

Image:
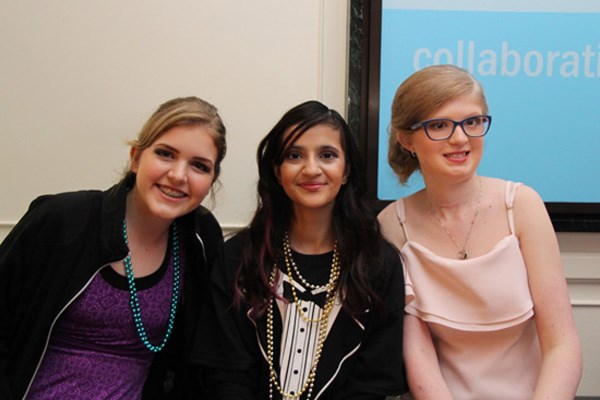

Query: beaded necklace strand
<box><xmin>283</xmin><ymin>231</ymin><xmax>332</xmax><ymax>290</ymax></box>
<box><xmin>122</xmin><ymin>219</ymin><xmax>181</xmax><ymax>353</ymax></box>
<box><xmin>266</xmin><ymin>234</ymin><xmax>340</xmax><ymax>399</ymax></box>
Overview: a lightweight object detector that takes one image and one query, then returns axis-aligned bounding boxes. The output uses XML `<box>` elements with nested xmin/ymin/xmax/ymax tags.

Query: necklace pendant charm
<box><xmin>457</xmin><ymin>249</ymin><xmax>468</xmax><ymax>259</ymax></box>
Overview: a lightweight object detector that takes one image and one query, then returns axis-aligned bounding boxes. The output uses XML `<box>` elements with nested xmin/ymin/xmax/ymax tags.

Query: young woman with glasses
<box><xmin>378</xmin><ymin>64</ymin><xmax>581</xmax><ymax>400</ymax></box>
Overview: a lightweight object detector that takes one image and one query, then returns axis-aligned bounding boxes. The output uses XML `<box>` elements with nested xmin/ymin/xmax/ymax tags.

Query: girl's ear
<box><xmin>396</xmin><ymin>131</ymin><xmax>414</xmax><ymax>154</ymax></box>
<box><xmin>274</xmin><ymin>164</ymin><xmax>281</xmax><ymax>183</ymax></box>
<box><xmin>342</xmin><ymin>166</ymin><xmax>349</xmax><ymax>185</ymax></box>
<box><xmin>130</xmin><ymin>147</ymin><xmax>140</xmax><ymax>173</ymax></box>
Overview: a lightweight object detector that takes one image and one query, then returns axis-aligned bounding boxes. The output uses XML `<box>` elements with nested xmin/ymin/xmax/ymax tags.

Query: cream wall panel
<box><xmin>573</xmin><ymin>306</ymin><xmax>600</xmax><ymax>397</ymax></box>
<box><xmin>1</xmin><ymin>0</ymin><xmax>348</xmax><ymax>237</ymax></box>
<box><xmin>561</xmin><ymin>232</ymin><xmax>600</xmax><ymax>397</ymax></box>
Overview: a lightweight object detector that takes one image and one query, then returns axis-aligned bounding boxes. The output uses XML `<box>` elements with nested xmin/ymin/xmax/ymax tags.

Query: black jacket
<box><xmin>0</xmin><ymin>181</ymin><xmax>224</xmax><ymax>399</ymax></box>
<box><xmin>195</xmin><ymin>232</ymin><xmax>407</xmax><ymax>399</ymax></box>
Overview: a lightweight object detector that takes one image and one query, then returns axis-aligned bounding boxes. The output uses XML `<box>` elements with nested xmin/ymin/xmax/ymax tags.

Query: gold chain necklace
<box><xmin>283</xmin><ymin>233</ymin><xmax>340</xmax><ymax>323</ymax></box>
<box><xmin>266</xmin><ymin>236</ymin><xmax>340</xmax><ymax>399</ymax></box>
<box><xmin>283</xmin><ymin>231</ymin><xmax>333</xmax><ymax>290</ymax></box>
<box><xmin>430</xmin><ymin>177</ymin><xmax>483</xmax><ymax>260</ymax></box>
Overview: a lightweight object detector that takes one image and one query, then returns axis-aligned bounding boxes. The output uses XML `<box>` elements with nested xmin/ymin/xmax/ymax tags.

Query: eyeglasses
<box><xmin>410</xmin><ymin>115</ymin><xmax>492</xmax><ymax>141</ymax></box>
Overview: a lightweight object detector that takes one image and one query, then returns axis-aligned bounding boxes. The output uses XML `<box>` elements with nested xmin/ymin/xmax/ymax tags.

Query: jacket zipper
<box><xmin>20</xmin><ymin>263</ymin><xmax>120</xmax><ymax>399</ymax></box>
<box><xmin>21</xmin><ymin>230</ymin><xmax>208</xmax><ymax>398</ymax></box>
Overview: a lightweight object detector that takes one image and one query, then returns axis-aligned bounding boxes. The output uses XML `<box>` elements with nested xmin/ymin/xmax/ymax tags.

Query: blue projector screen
<box><xmin>377</xmin><ymin>0</ymin><xmax>600</xmax><ymax>204</ymax></box>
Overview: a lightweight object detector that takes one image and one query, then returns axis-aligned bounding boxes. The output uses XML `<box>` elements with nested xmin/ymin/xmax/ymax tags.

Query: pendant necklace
<box><xmin>430</xmin><ymin>177</ymin><xmax>482</xmax><ymax>260</ymax></box>
<box><xmin>122</xmin><ymin>219</ymin><xmax>181</xmax><ymax>353</ymax></box>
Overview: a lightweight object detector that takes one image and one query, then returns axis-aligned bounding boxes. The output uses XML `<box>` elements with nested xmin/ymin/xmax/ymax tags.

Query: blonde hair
<box><xmin>388</xmin><ymin>65</ymin><xmax>488</xmax><ymax>183</ymax></box>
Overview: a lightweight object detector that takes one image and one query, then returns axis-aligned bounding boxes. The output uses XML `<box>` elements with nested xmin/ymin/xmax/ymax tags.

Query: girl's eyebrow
<box><xmin>287</xmin><ymin>144</ymin><xmax>341</xmax><ymax>151</ymax></box>
<box><xmin>155</xmin><ymin>143</ymin><xmax>215</xmax><ymax>166</ymax></box>
<box><xmin>320</xmin><ymin>144</ymin><xmax>341</xmax><ymax>151</ymax></box>
<box><xmin>154</xmin><ymin>142</ymin><xmax>180</xmax><ymax>153</ymax></box>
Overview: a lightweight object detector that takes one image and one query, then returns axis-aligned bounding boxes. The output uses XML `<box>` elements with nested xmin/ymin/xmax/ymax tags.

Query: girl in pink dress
<box><xmin>378</xmin><ymin>65</ymin><xmax>581</xmax><ymax>400</ymax></box>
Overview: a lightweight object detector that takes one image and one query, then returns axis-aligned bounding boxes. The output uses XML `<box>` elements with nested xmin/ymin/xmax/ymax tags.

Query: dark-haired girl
<box><xmin>196</xmin><ymin>100</ymin><xmax>407</xmax><ymax>399</ymax></box>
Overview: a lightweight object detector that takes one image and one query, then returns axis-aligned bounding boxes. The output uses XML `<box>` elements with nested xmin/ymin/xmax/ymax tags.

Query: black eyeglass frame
<box><xmin>410</xmin><ymin>115</ymin><xmax>492</xmax><ymax>141</ymax></box>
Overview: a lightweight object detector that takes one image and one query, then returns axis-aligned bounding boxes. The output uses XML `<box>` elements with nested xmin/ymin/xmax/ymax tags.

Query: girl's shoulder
<box><xmin>224</xmin><ymin>229</ymin><xmax>250</xmax><ymax>253</ymax></box>
<box><xmin>189</xmin><ymin>206</ymin><xmax>223</xmax><ymax>237</ymax></box>
<box><xmin>480</xmin><ymin>177</ymin><xmax>540</xmax><ymax>208</ymax></box>
<box><xmin>26</xmin><ymin>190</ymin><xmax>103</xmax><ymax>229</ymax></box>
<box><xmin>364</xmin><ymin>236</ymin><xmax>404</xmax><ymax>289</ymax></box>
<box><xmin>30</xmin><ymin>189</ymin><xmax>102</xmax><ymax>214</ymax></box>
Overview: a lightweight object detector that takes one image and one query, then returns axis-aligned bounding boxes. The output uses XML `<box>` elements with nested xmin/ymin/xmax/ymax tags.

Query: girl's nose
<box><xmin>302</xmin><ymin>156</ymin><xmax>320</xmax><ymax>175</ymax></box>
<box><xmin>449</xmin><ymin>124</ymin><xmax>470</xmax><ymax>144</ymax></box>
<box><xmin>168</xmin><ymin>162</ymin><xmax>188</xmax><ymax>182</ymax></box>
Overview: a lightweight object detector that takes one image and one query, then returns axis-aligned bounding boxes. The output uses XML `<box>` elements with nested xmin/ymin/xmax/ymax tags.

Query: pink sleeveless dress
<box><xmin>379</xmin><ymin>181</ymin><xmax>542</xmax><ymax>400</ymax></box>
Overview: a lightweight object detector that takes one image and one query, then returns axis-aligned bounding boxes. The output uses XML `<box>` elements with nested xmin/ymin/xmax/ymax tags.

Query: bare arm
<box><xmin>514</xmin><ymin>185</ymin><xmax>582</xmax><ymax>399</ymax></box>
<box><xmin>379</xmin><ymin>203</ymin><xmax>452</xmax><ymax>399</ymax></box>
<box><xmin>403</xmin><ymin>314</ymin><xmax>453</xmax><ymax>400</ymax></box>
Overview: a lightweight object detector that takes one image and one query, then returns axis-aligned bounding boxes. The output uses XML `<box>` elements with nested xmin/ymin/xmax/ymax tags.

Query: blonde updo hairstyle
<box><xmin>388</xmin><ymin>64</ymin><xmax>488</xmax><ymax>184</ymax></box>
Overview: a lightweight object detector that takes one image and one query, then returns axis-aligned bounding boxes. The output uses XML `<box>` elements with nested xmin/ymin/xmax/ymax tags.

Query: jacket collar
<box><xmin>98</xmin><ymin>180</ymin><xmax>130</xmax><ymax>265</ymax></box>
<box><xmin>251</xmin><ymin>300</ymin><xmax>366</xmax><ymax>398</ymax></box>
<box><xmin>98</xmin><ymin>177</ymin><xmax>217</xmax><ymax>266</ymax></box>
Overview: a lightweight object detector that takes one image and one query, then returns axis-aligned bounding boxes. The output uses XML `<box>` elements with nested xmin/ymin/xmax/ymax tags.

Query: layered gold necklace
<box><xmin>266</xmin><ymin>232</ymin><xmax>340</xmax><ymax>399</ymax></box>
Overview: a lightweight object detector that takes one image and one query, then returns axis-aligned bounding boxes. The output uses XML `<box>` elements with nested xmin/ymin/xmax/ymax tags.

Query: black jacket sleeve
<box><xmin>331</xmin><ymin>241</ymin><xmax>407</xmax><ymax>399</ymax></box>
<box><xmin>0</xmin><ymin>196</ymin><xmax>52</xmax><ymax>400</ymax></box>
<box><xmin>192</xmin><ymin>233</ymin><xmax>257</xmax><ymax>399</ymax></box>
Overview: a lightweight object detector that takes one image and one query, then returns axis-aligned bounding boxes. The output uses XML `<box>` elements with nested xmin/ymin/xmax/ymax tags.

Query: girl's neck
<box><xmin>424</xmin><ymin>175</ymin><xmax>482</xmax><ymax>211</ymax></box>
<box><xmin>288</xmin><ymin>215</ymin><xmax>335</xmax><ymax>255</ymax></box>
<box><xmin>125</xmin><ymin>192</ymin><xmax>172</xmax><ymax>245</ymax></box>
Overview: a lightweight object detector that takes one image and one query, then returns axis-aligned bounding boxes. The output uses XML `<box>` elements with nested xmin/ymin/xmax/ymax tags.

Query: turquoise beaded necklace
<box><xmin>122</xmin><ymin>219</ymin><xmax>181</xmax><ymax>353</ymax></box>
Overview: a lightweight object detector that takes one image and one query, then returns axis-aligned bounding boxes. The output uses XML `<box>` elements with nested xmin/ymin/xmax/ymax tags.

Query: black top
<box><xmin>194</xmin><ymin>231</ymin><xmax>408</xmax><ymax>400</ymax></box>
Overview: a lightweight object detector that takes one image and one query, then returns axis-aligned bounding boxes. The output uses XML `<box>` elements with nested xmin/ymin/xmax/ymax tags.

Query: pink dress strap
<box><xmin>505</xmin><ymin>181</ymin><xmax>522</xmax><ymax>235</ymax></box>
<box><xmin>394</xmin><ymin>198</ymin><xmax>410</xmax><ymax>241</ymax></box>
<box><xmin>377</xmin><ymin>199</ymin><xmax>415</xmax><ymax>305</ymax></box>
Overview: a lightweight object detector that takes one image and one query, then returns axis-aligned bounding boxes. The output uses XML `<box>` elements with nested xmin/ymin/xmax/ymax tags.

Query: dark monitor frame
<box><xmin>347</xmin><ymin>0</ymin><xmax>600</xmax><ymax>232</ymax></box>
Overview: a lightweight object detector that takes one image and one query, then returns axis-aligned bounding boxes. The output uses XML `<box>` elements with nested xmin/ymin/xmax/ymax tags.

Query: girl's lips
<box><xmin>299</xmin><ymin>182</ymin><xmax>325</xmax><ymax>191</ymax></box>
<box><xmin>157</xmin><ymin>184</ymin><xmax>187</xmax><ymax>198</ymax></box>
<box><xmin>444</xmin><ymin>151</ymin><xmax>469</xmax><ymax>161</ymax></box>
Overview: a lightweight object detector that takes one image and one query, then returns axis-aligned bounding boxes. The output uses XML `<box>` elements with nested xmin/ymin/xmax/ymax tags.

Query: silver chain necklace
<box><xmin>430</xmin><ymin>177</ymin><xmax>483</xmax><ymax>260</ymax></box>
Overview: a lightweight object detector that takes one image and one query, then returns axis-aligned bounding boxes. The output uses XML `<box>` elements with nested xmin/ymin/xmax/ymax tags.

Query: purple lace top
<box><xmin>26</xmin><ymin>245</ymin><xmax>183</xmax><ymax>400</ymax></box>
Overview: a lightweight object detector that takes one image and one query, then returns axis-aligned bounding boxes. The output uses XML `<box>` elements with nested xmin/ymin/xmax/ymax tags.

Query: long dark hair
<box><xmin>235</xmin><ymin>100</ymin><xmax>386</xmax><ymax>317</ymax></box>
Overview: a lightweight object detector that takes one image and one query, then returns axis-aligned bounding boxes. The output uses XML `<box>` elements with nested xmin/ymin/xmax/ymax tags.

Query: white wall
<box><xmin>1</xmin><ymin>1</ymin><xmax>598</xmax><ymax>396</ymax></box>
<box><xmin>0</xmin><ymin>0</ymin><xmax>348</xmax><ymax>236</ymax></box>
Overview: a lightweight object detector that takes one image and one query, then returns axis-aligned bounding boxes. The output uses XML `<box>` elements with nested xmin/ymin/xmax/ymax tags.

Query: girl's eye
<box><xmin>428</xmin><ymin>121</ymin><xmax>449</xmax><ymax>132</ymax></box>
<box><xmin>154</xmin><ymin>148</ymin><xmax>173</xmax><ymax>158</ymax></box>
<box><xmin>191</xmin><ymin>161</ymin><xmax>212</xmax><ymax>173</ymax></box>
<box><xmin>285</xmin><ymin>151</ymin><xmax>302</xmax><ymax>161</ymax></box>
<box><xmin>321</xmin><ymin>151</ymin><xmax>338</xmax><ymax>160</ymax></box>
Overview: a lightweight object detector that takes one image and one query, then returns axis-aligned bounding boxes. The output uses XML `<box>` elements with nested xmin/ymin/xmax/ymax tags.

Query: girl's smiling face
<box><xmin>400</xmin><ymin>92</ymin><xmax>486</xmax><ymax>183</ymax></box>
<box><xmin>275</xmin><ymin>124</ymin><xmax>347</xmax><ymax>216</ymax></box>
<box><xmin>130</xmin><ymin>124</ymin><xmax>218</xmax><ymax>222</ymax></box>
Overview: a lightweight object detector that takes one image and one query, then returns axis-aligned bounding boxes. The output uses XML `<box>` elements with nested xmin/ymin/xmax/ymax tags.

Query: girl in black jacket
<box><xmin>0</xmin><ymin>96</ymin><xmax>227</xmax><ymax>399</ymax></box>
<box><xmin>195</xmin><ymin>101</ymin><xmax>407</xmax><ymax>399</ymax></box>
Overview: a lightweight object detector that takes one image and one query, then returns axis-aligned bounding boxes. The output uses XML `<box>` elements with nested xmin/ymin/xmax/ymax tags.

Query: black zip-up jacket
<box><xmin>0</xmin><ymin>180</ymin><xmax>224</xmax><ymax>399</ymax></box>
